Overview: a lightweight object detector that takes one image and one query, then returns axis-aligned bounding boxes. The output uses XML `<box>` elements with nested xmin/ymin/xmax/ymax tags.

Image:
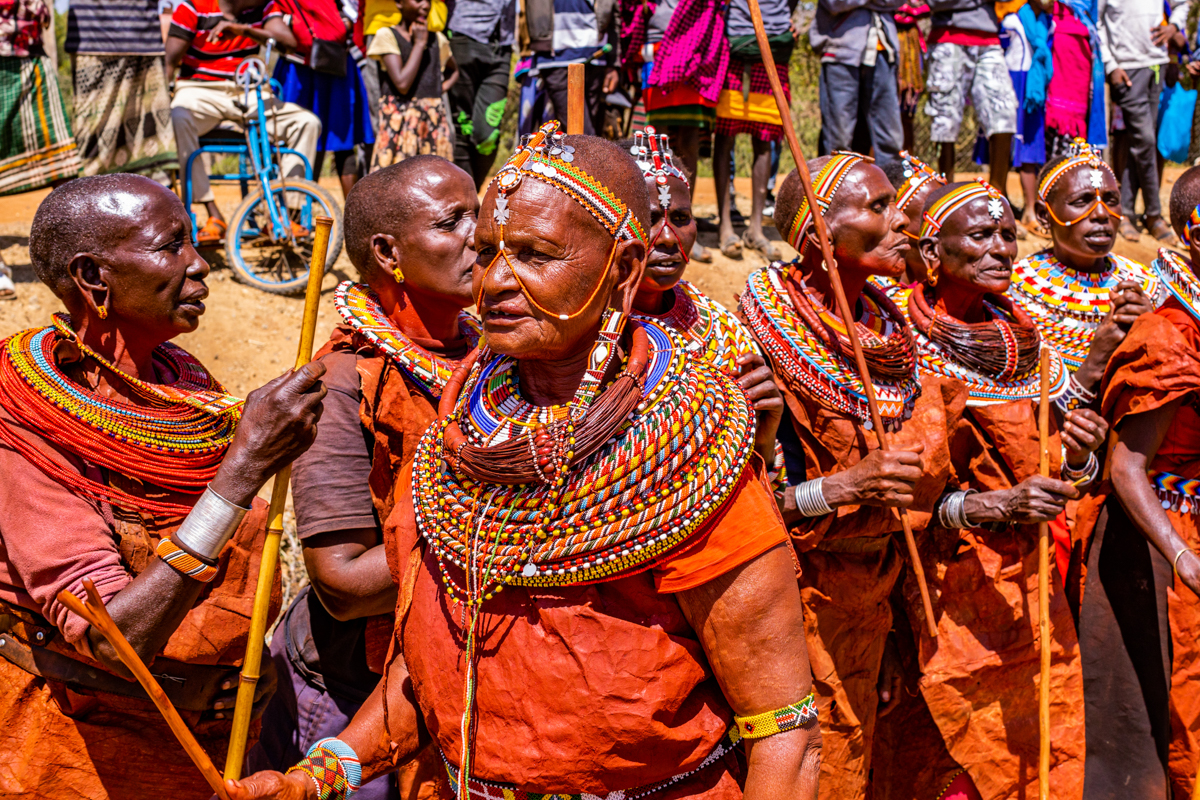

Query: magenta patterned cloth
<box><xmin>647</xmin><ymin>0</ymin><xmax>730</xmax><ymax>104</ymax></box>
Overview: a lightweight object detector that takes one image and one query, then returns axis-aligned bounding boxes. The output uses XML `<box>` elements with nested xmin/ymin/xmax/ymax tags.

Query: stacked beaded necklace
<box><xmin>334</xmin><ymin>281</ymin><xmax>480</xmax><ymax>398</ymax></box>
<box><xmin>899</xmin><ymin>285</ymin><xmax>1068</xmax><ymax>406</ymax></box>
<box><xmin>634</xmin><ymin>281</ymin><xmax>760</xmax><ymax>374</ymax></box>
<box><xmin>740</xmin><ymin>262</ymin><xmax>920</xmax><ymax>430</ymax></box>
<box><xmin>1152</xmin><ymin>248</ymin><xmax>1200</xmax><ymax>324</ymax></box>
<box><xmin>0</xmin><ymin>314</ymin><xmax>241</xmax><ymax>516</ymax></box>
<box><xmin>1008</xmin><ymin>250</ymin><xmax>1161</xmax><ymax>370</ymax></box>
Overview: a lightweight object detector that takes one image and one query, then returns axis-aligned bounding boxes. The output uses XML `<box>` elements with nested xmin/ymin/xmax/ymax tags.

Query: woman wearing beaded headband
<box><xmin>0</xmin><ymin>175</ymin><xmax>326</xmax><ymax>799</ymax></box>
<box><xmin>739</xmin><ymin>153</ymin><xmax>967</xmax><ymax>798</ymax></box>
<box><xmin>250</xmin><ymin>157</ymin><xmax>480</xmax><ymax>800</ymax></box>
<box><xmin>873</xmin><ymin>180</ymin><xmax>1107</xmax><ymax>800</ymax></box>
<box><xmin>230</xmin><ymin>129</ymin><xmax>819</xmax><ymax>800</ymax></box>
<box><xmin>624</xmin><ymin>127</ymin><xmax>783</xmax><ymax>468</ymax></box>
<box><xmin>880</xmin><ymin>150</ymin><xmax>947</xmax><ymax>286</ymax></box>
<box><xmin>1010</xmin><ymin>139</ymin><xmax>1161</xmax><ymax>411</ymax></box>
<box><xmin>1074</xmin><ymin>165</ymin><xmax>1200</xmax><ymax>798</ymax></box>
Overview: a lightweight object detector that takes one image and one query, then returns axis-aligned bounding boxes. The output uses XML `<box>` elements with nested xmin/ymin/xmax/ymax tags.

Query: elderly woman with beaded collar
<box><xmin>871</xmin><ymin>180</ymin><xmax>1107</xmax><ymax>800</ymax></box>
<box><xmin>624</xmin><ymin>126</ymin><xmax>783</xmax><ymax>469</ymax></box>
<box><xmin>738</xmin><ymin>151</ymin><xmax>966</xmax><ymax>799</ymax></box>
<box><xmin>1010</xmin><ymin>138</ymin><xmax>1161</xmax><ymax>411</ymax></box>
<box><xmin>0</xmin><ymin>174</ymin><xmax>324</xmax><ymax>799</ymax></box>
<box><xmin>228</xmin><ymin>124</ymin><xmax>820</xmax><ymax>800</ymax></box>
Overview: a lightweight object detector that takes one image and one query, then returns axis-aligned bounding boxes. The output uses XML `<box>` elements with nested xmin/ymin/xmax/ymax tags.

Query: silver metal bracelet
<box><xmin>938</xmin><ymin>490</ymin><xmax>975</xmax><ymax>530</ymax></box>
<box><xmin>173</xmin><ymin>485</ymin><xmax>250</xmax><ymax>561</ymax></box>
<box><xmin>793</xmin><ymin>477</ymin><xmax>834</xmax><ymax>518</ymax></box>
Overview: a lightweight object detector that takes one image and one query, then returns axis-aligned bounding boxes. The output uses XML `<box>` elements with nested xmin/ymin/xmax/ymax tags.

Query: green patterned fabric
<box><xmin>0</xmin><ymin>54</ymin><xmax>80</xmax><ymax>195</ymax></box>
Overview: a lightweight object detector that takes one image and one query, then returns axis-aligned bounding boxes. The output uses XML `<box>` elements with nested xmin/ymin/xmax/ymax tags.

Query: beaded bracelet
<box><xmin>1055</xmin><ymin>373</ymin><xmax>1098</xmax><ymax>414</ymax></box>
<box><xmin>793</xmin><ymin>478</ymin><xmax>833</xmax><ymax>517</ymax></box>
<box><xmin>286</xmin><ymin>737</ymin><xmax>362</xmax><ymax>800</ymax></box>
<box><xmin>155</xmin><ymin>536</ymin><xmax>219</xmax><ymax>583</ymax></box>
<box><xmin>1061</xmin><ymin>451</ymin><xmax>1100</xmax><ymax>487</ymax></box>
<box><xmin>734</xmin><ymin>692</ymin><xmax>818</xmax><ymax>739</ymax></box>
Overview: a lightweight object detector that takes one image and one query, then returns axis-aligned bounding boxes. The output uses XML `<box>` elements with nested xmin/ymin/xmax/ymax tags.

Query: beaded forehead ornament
<box><xmin>896</xmin><ymin>150</ymin><xmax>946</xmax><ymax>214</ymax></box>
<box><xmin>784</xmin><ymin>151</ymin><xmax>870</xmax><ymax>255</ymax></box>
<box><xmin>629</xmin><ymin>125</ymin><xmax>690</xmax><ymax>209</ymax></box>
<box><xmin>1038</xmin><ymin>138</ymin><xmax>1115</xmax><ymax>201</ymax></box>
<box><xmin>921</xmin><ymin>179</ymin><xmax>1008</xmax><ymax>239</ymax></box>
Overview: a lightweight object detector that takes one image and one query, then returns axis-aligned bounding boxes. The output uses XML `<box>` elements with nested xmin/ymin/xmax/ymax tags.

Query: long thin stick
<box><xmin>224</xmin><ymin>216</ymin><xmax>334</xmax><ymax>780</ymax></box>
<box><xmin>58</xmin><ymin>580</ymin><xmax>232</xmax><ymax>800</ymax></box>
<box><xmin>567</xmin><ymin>63</ymin><xmax>586</xmax><ymax>135</ymax></box>
<box><xmin>744</xmin><ymin>0</ymin><xmax>937</xmax><ymax>637</ymax></box>
<box><xmin>1037</xmin><ymin>347</ymin><xmax>1051</xmax><ymax>800</ymax></box>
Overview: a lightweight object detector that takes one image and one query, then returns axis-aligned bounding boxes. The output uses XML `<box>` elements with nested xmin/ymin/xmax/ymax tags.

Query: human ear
<box><xmin>67</xmin><ymin>253</ymin><xmax>110</xmax><ymax>317</ymax></box>
<box><xmin>371</xmin><ymin>233</ymin><xmax>401</xmax><ymax>281</ymax></box>
<box><xmin>612</xmin><ymin>238</ymin><xmax>647</xmax><ymax>316</ymax></box>
<box><xmin>1034</xmin><ymin>200</ymin><xmax>1051</xmax><ymax>231</ymax></box>
<box><xmin>918</xmin><ymin>238</ymin><xmax>939</xmax><ymax>277</ymax></box>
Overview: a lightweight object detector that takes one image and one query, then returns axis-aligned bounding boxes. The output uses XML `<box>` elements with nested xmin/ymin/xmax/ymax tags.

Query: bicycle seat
<box><xmin>199</xmin><ymin>123</ymin><xmax>246</xmax><ymax>144</ymax></box>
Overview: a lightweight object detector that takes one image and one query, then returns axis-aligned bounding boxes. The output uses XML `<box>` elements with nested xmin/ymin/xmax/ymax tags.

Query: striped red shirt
<box><xmin>168</xmin><ymin>0</ymin><xmax>283</xmax><ymax>81</ymax></box>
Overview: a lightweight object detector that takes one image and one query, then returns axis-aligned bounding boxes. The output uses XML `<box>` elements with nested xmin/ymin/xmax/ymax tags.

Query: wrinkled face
<box><xmin>641</xmin><ymin>175</ymin><xmax>696</xmax><ymax>292</ymax></box>
<box><xmin>75</xmin><ymin>183</ymin><xmax>211</xmax><ymax>341</ymax></box>
<box><xmin>1039</xmin><ymin>165</ymin><xmax>1120</xmax><ymax>266</ymax></box>
<box><xmin>474</xmin><ymin>179</ymin><xmax>644</xmax><ymax>361</ymax></box>
<box><xmin>922</xmin><ymin>196</ymin><xmax>1019</xmax><ymax>297</ymax></box>
<box><xmin>382</xmin><ymin>162</ymin><xmax>478</xmax><ymax>306</ymax></box>
<box><xmin>822</xmin><ymin>163</ymin><xmax>911</xmax><ymax>279</ymax></box>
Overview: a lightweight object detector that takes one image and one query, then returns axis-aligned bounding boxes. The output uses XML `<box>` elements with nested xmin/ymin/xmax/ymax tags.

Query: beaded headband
<box><xmin>490</xmin><ymin>120</ymin><xmax>647</xmax><ymax>243</ymax></box>
<box><xmin>1038</xmin><ymin>138</ymin><xmax>1115</xmax><ymax>201</ymax></box>
<box><xmin>896</xmin><ymin>150</ymin><xmax>945</xmax><ymax>214</ymax></box>
<box><xmin>629</xmin><ymin>125</ymin><xmax>690</xmax><ymax>209</ymax></box>
<box><xmin>1186</xmin><ymin>203</ymin><xmax>1200</xmax><ymax>246</ymax></box>
<box><xmin>920</xmin><ymin>179</ymin><xmax>1007</xmax><ymax>239</ymax></box>
<box><xmin>784</xmin><ymin>151</ymin><xmax>870</xmax><ymax>254</ymax></box>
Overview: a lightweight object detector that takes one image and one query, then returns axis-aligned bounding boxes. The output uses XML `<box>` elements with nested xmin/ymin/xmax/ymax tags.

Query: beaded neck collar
<box><xmin>1152</xmin><ymin>248</ymin><xmax>1200</xmax><ymax>325</ymax></box>
<box><xmin>334</xmin><ymin>281</ymin><xmax>479</xmax><ymax>398</ymax></box>
<box><xmin>740</xmin><ymin>262</ymin><xmax>921</xmax><ymax>431</ymax></box>
<box><xmin>632</xmin><ymin>281</ymin><xmax>760</xmax><ymax>375</ymax></box>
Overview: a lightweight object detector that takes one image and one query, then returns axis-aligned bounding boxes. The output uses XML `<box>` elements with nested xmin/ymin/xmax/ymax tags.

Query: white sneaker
<box><xmin>0</xmin><ymin>270</ymin><xmax>15</xmax><ymax>300</ymax></box>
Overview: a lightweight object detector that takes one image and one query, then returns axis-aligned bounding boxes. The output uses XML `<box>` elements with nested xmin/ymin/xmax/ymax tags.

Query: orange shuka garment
<box><xmin>777</xmin><ymin>374</ymin><xmax>964</xmax><ymax>800</ymax></box>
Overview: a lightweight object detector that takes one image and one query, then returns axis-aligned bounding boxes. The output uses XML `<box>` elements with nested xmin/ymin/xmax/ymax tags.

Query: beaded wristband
<box><xmin>1061</xmin><ymin>451</ymin><xmax>1100</xmax><ymax>487</ymax></box>
<box><xmin>793</xmin><ymin>478</ymin><xmax>833</xmax><ymax>517</ymax></box>
<box><xmin>286</xmin><ymin>737</ymin><xmax>362</xmax><ymax>800</ymax></box>
<box><xmin>735</xmin><ymin>692</ymin><xmax>818</xmax><ymax>739</ymax></box>
<box><xmin>173</xmin><ymin>485</ymin><xmax>249</xmax><ymax>560</ymax></box>
<box><xmin>155</xmin><ymin>536</ymin><xmax>219</xmax><ymax>583</ymax></box>
<box><xmin>1055</xmin><ymin>373</ymin><xmax>1098</xmax><ymax>414</ymax></box>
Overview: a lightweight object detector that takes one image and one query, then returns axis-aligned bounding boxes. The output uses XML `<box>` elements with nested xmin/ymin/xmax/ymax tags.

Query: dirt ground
<box><xmin>0</xmin><ymin>169</ymin><xmax>1178</xmax><ymax>399</ymax></box>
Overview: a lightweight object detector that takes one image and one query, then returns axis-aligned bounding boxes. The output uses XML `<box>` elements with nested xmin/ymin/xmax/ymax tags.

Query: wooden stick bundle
<box><xmin>743</xmin><ymin>0</ymin><xmax>937</xmax><ymax>638</ymax></box>
<box><xmin>57</xmin><ymin>580</ymin><xmax>232</xmax><ymax>800</ymax></box>
<box><xmin>224</xmin><ymin>216</ymin><xmax>335</xmax><ymax>780</ymax></box>
<box><xmin>1037</xmin><ymin>347</ymin><xmax>1052</xmax><ymax>800</ymax></box>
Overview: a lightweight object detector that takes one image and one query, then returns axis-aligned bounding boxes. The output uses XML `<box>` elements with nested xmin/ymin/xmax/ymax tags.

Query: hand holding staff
<box><xmin>1038</xmin><ymin>346</ymin><xmax>1052</xmax><ymax>800</ymax></box>
<box><xmin>58</xmin><ymin>580</ymin><xmax>232</xmax><ymax>800</ymax></box>
<box><xmin>743</xmin><ymin>0</ymin><xmax>938</xmax><ymax>637</ymax></box>
<box><xmin>224</xmin><ymin>216</ymin><xmax>335</xmax><ymax>781</ymax></box>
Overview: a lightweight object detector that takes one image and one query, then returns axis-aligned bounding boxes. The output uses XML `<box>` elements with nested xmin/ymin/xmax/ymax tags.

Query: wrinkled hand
<box><xmin>823</xmin><ymin>445</ymin><xmax>925</xmax><ymax>509</ymax></box>
<box><xmin>1110</xmin><ymin>67</ymin><xmax>1133</xmax><ymax>88</ymax></box>
<box><xmin>209</xmin><ymin>658</ymin><xmax>277</xmax><ymax>720</ymax></box>
<box><xmin>225</xmin><ymin>771</ymin><xmax>315</xmax><ymax>800</ymax></box>
<box><xmin>876</xmin><ymin>633</ymin><xmax>903</xmax><ymax>718</ymax></box>
<box><xmin>965</xmin><ymin>476</ymin><xmax>1079</xmax><ymax>525</ymax></box>
<box><xmin>213</xmin><ymin>362</ymin><xmax>327</xmax><ymax>506</ymax></box>
<box><xmin>736</xmin><ymin>352</ymin><xmax>784</xmax><ymax>462</ymax></box>
<box><xmin>603</xmin><ymin>67</ymin><xmax>620</xmax><ymax>94</ymax></box>
<box><xmin>1062</xmin><ymin>408</ymin><xmax>1108</xmax><ymax>466</ymax></box>
<box><xmin>1150</xmin><ymin>22</ymin><xmax>1185</xmax><ymax>48</ymax></box>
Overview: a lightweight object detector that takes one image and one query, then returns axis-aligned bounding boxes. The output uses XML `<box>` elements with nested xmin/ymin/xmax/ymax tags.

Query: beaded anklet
<box><xmin>287</xmin><ymin>737</ymin><xmax>361</xmax><ymax>800</ymax></box>
<box><xmin>734</xmin><ymin>692</ymin><xmax>818</xmax><ymax>739</ymax></box>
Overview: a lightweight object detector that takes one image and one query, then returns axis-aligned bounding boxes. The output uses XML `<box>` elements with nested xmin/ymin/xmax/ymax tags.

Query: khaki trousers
<box><xmin>170</xmin><ymin>79</ymin><xmax>321</xmax><ymax>204</ymax></box>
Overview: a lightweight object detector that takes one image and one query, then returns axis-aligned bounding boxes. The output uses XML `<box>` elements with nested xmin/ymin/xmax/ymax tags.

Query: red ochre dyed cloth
<box><xmin>384</xmin><ymin>459</ymin><xmax>788</xmax><ymax>796</ymax></box>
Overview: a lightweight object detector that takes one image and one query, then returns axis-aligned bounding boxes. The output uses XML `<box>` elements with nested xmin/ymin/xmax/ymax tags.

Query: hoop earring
<box><xmin>392</xmin><ymin>266</ymin><xmax>405</xmax><ymax>283</ymax></box>
<box><xmin>97</xmin><ymin>305</ymin><xmax>108</xmax><ymax>320</ymax></box>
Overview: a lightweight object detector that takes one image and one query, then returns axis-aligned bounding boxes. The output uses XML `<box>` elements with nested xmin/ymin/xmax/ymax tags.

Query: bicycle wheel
<box><xmin>225</xmin><ymin>178</ymin><xmax>344</xmax><ymax>295</ymax></box>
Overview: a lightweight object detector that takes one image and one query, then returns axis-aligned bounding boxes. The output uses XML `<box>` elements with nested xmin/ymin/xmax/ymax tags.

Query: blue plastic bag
<box><xmin>1159</xmin><ymin>82</ymin><xmax>1197</xmax><ymax>163</ymax></box>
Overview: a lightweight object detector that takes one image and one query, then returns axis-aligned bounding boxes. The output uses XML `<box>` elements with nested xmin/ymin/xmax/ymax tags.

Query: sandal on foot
<box><xmin>197</xmin><ymin>217</ymin><xmax>227</xmax><ymax>246</ymax></box>
<box><xmin>1118</xmin><ymin>218</ymin><xmax>1141</xmax><ymax>242</ymax></box>
<box><xmin>1148</xmin><ymin>217</ymin><xmax>1179</xmax><ymax>245</ymax></box>
<box><xmin>1021</xmin><ymin>219</ymin><xmax>1050</xmax><ymax>239</ymax></box>
<box><xmin>742</xmin><ymin>230</ymin><xmax>780</xmax><ymax>261</ymax></box>
<box><xmin>691</xmin><ymin>241</ymin><xmax>713</xmax><ymax>263</ymax></box>
<box><xmin>720</xmin><ymin>234</ymin><xmax>743</xmax><ymax>259</ymax></box>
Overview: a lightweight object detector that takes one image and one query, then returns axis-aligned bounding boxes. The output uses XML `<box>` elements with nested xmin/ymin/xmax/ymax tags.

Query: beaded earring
<box><xmin>392</xmin><ymin>266</ymin><xmax>405</xmax><ymax>284</ymax></box>
<box><xmin>97</xmin><ymin>305</ymin><xmax>108</xmax><ymax>320</ymax></box>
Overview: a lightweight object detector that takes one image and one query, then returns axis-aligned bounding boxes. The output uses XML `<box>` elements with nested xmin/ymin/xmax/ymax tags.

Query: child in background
<box><xmin>367</xmin><ymin>0</ymin><xmax>458</xmax><ymax>169</ymax></box>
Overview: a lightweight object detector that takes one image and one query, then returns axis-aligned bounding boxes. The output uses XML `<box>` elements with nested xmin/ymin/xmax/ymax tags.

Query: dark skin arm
<box><xmin>442</xmin><ymin>53</ymin><xmax>459</xmax><ymax>94</ymax></box>
<box><xmin>677</xmin><ymin>544</ymin><xmax>820</xmax><ymax>799</ymax></box>
<box><xmin>776</xmin><ymin>445</ymin><xmax>926</xmax><ymax>526</ymax></box>
<box><xmin>164</xmin><ymin>33</ymin><xmax>189</xmax><ymax>84</ymax></box>
<box><xmin>1074</xmin><ymin>282</ymin><xmax>1154</xmax><ymax>396</ymax></box>
<box><xmin>736</xmin><ymin>352</ymin><xmax>784</xmax><ymax>467</ymax></box>
<box><xmin>382</xmin><ymin>22</ymin><xmax>429</xmax><ymax>96</ymax></box>
<box><xmin>303</xmin><ymin>528</ymin><xmax>397</xmax><ymax>621</ymax></box>
<box><xmin>211</xmin><ymin>16</ymin><xmax>299</xmax><ymax>51</ymax></box>
<box><xmin>1111</xmin><ymin>399</ymin><xmax>1200</xmax><ymax>596</ymax></box>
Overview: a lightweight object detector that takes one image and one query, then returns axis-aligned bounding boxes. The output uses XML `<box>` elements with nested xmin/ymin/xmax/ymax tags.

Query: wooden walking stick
<box><xmin>744</xmin><ymin>0</ymin><xmax>937</xmax><ymax>638</ymax></box>
<box><xmin>1037</xmin><ymin>346</ymin><xmax>1052</xmax><ymax>800</ymax></box>
<box><xmin>224</xmin><ymin>216</ymin><xmax>335</xmax><ymax>781</ymax></box>
<box><xmin>57</xmin><ymin>580</ymin><xmax>232</xmax><ymax>800</ymax></box>
<box><xmin>567</xmin><ymin>63</ymin><xmax>586</xmax><ymax>134</ymax></box>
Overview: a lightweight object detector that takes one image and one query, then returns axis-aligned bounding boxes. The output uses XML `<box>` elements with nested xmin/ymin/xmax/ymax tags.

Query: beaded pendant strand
<box><xmin>1152</xmin><ymin>248</ymin><xmax>1200</xmax><ymax>325</ymax></box>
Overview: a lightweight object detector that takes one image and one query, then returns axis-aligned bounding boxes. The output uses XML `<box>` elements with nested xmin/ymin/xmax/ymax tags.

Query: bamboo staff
<box><xmin>224</xmin><ymin>216</ymin><xmax>335</xmax><ymax>780</ymax></box>
<box><xmin>58</xmin><ymin>580</ymin><xmax>232</xmax><ymax>800</ymax></box>
<box><xmin>567</xmin><ymin>63</ymin><xmax>586</xmax><ymax>134</ymax></box>
<box><xmin>744</xmin><ymin>0</ymin><xmax>937</xmax><ymax>638</ymax></box>
<box><xmin>1037</xmin><ymin>347</ymin><xmax>1052</xmax><ymax>800</ymax></box>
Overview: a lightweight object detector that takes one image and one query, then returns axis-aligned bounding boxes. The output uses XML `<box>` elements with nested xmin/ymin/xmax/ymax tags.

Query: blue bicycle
<box><xmin>182</xmin><ymin>48</ymin><xmax>344</xmax><ymax>295</ymax></box>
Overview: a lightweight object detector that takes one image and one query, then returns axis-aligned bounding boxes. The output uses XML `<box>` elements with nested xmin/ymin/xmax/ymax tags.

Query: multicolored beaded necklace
<box><xmin>897</xmin><ymin>285</ymin><xmax>1068</xmax><ymax>406</ymax></box>
<box><xmin>633</xmin><ymin>281</ymin><xmax>760</xmax><ymax>375</ymax></box>
<box><xmin>1148</xmin><ymin>470</ymin><xmax>1200</xmax><ymax>517</ymax></box>
<box><xmin>740</xmin><ymin>262</ymin><xmax>921</xmax><ymax>430</ymax></box>
<box><xmin>1008</xmin><ymin>251</ymin><xmax>1162</xmax><ymax>370</ymax></box>
<box><xmin>1152</xmin><ymin>248</ymin><xmax>1200</xmax><ymax>324</ymax></box>
<box><xmin>334</xmin><ymin>281</ymin><xmax>480</xmax><ymax>398</ymax></box>
<box><xmin>0</xmin><ymin>315</ymin><xmax>241</xmax><ymax>516</ymax></box>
